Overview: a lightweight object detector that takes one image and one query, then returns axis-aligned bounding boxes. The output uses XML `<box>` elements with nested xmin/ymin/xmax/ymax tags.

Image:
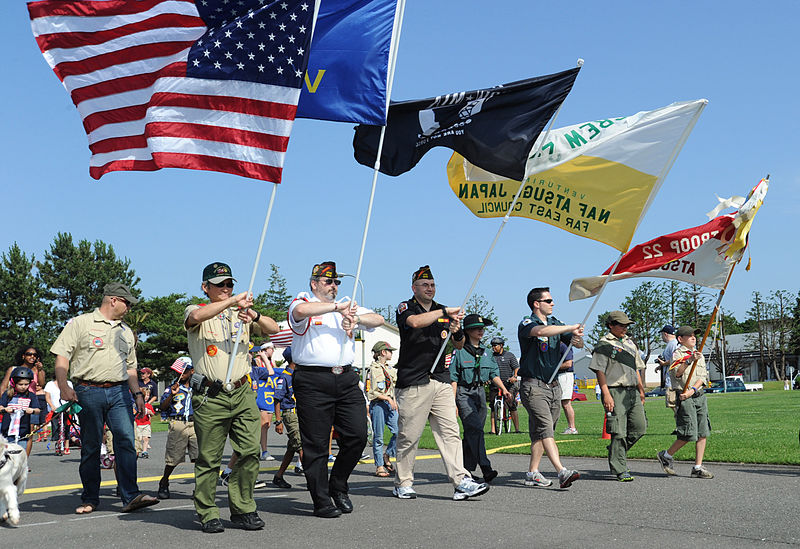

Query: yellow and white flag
<box><xmin>447</xmin><ymin>99</ymin><xmax>707</xmax><ymax>251</ymax></box>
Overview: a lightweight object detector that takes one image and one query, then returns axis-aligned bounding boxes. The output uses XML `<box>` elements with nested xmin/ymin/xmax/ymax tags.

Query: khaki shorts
<box><xmin>675</xmin><ymin>393</ymin><xmax>711</xmax><ymax>442</ymax></box>
<box><xmin>165</xmin><ymin>419</ymin><xmax>198</xmax><ymax>466</ymax></box>
<box><xmin>520</xmin><ymin>378</ymin><xmax>562</xmax><ymax>441</ymax></box>
<box><xmin>282</xmin><ymin>410</ymin><xmax>302</xmax><ymax>453</ymax></box>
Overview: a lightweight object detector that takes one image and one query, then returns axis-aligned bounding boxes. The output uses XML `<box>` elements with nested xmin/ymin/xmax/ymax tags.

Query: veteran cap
<box><xmin>312</xmin><ymin>261</ymin><xmax>339</xmax><ymax>279</ymax></box>
<box><xmin>372</xmin><ymin>341</ymin><xmax>397</xmax><ymax>353</ymax></box>
<box><xmin>463</xmin><ymin>313</ymin><xmax>494</xmax><ymax>330</ymax></box>
<box><xmin>203</xmin><ymin>262</ymin><xmax>236</xmax><ymax>284</ymax></box>
<box><xmin>676</xmin><ymin>325</ymin><xmax>702</xmax><ymax>337</ymax></box>
<box><xmin>412</xmin><ymin>265</ymin><xmax>433</xmax><ymax>282</ymax></box>
<box><xmin>607</xmin><ymin>310</ymin><xmax>634</xmax><ymax>325</ymax></box>
<box><xmin>103</xmin><ymin>282</ymin><xmax>139</xmax><ymax>304</ymax></box>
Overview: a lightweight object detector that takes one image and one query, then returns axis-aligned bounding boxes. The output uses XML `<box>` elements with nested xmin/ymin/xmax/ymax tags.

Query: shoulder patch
<box><xmin>397</xmin><ymin>302</ymin><xmax>408</xmax><ymax>314</ymax></box>
<box><xmin>521</xmin><ymin>318</ymin><xmax>532</xmax><ymax>326</ymax></box>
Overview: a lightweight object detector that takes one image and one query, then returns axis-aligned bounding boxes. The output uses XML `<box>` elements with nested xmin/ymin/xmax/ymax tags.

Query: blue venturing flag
<box><xmin>297</xmin><ymin>0</ymin><xmax>398</xmax><ymax>125</ymax></box>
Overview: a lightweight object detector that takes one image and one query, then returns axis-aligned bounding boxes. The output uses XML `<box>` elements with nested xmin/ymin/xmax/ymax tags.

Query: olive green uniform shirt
<box><xmin>589</xmin><ymin>332</ymin><xmax>645</xmax><ymax>387</ymax></box>
<box><xmin>50</xmin><ymin>308</ymin><xmax>137</xmax><ymax>382</ymax></box>
<box><xmin>184</xmin><ymin>304</ymin><xmax>260</xmax><ymax>383</ymax></box>
<box><xmin>669</xmin><ymin>343</ymin><xmax>708</xmax><ymax>391</ymax></box>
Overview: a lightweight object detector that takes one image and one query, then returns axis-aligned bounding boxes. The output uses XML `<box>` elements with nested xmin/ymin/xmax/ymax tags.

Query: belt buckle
<box><xmin>331</xmin><ymin>366</ymin><xmax>344</xmax><ymax>375</ymax></box>
<box><xmin>223</xmin><ymin>381</ymin><xmax>235</xmax><ymax>392</ymax></box>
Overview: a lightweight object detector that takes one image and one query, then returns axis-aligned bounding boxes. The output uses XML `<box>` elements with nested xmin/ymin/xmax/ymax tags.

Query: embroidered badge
<box><xmin>441</xmin><ymin>330</ymin><xmax>448</xmax><ymax>339</ymax></box>
<box><xmin>92</xmin><ymin>337</ymin><xmax>104</xmax><ymax>348</ymax></box>
<box><xmin>522</xmin><ymin>318</ymin><xmax>532</xmax><ymax>326</ymax></box>
<box><xmin>397</xmin><ymin>302</ymin><xmax>408</xmax><ymax>314</ymax></box>
<box><xmin>206</xmin><ymin>345</ymin><xmax>218</xmax><ymax>357</ymax></box>
<box><xmin>539</xmin><ymin>340</ymin><xmax>549</xmax><ymax>352</ymax></box>
<box><xmin>234</xmin><ymin>322</ymin><xmax>241</xmax><ymax>329</ymax></box>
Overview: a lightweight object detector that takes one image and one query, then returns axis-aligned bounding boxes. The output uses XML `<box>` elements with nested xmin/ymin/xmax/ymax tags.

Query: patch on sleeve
<box><xmin>521</xmin><ymin>318</ymin><xmax>532</xmax><ymax>326</ymax></box>
<box><xmin>397</xmin><ymin>302</ymin><xmax>408</xmax><ymax>314</ymax></box>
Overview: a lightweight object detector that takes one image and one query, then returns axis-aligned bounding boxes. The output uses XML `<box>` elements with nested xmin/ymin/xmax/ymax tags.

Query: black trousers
<box><xmin>293</xmin><ymin>368</ymin><xmax>367</xmax><ymax>510</ymax></box>
<box><xmin>455</xmin><ymin>386</ymin><xmax>492</xmax><ymax>474</ymax></box>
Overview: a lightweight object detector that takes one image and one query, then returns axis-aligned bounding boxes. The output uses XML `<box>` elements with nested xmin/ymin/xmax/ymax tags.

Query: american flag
<box><xmin>28</xmin><ymin>0</ymin><xmax>318</xmax><ymax>183</ymax></box>
<box><xmin>268</xmin><ymin>327</ymin><xmax>293</xmax><ymax>347</ymax></box>
<box><xmin>170</xmin><ymin>357</ymin><xmax>191</xmax><ymax>373</ymax></box>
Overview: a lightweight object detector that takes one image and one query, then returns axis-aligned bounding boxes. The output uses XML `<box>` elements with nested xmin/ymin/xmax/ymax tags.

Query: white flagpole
<box><xmin>545</xmin><ymin>101</ymin><xmax>707</xmax><ymax>383</ymax></box>
<box><xmin>339</xmin><ymin>0</ymin><xmax>406</xmax><ymax>362</ymax></box>
<box><xmin>428</xmin><ymin>60</ymin><xmax>581</xmax><ymax>373</ymax></box>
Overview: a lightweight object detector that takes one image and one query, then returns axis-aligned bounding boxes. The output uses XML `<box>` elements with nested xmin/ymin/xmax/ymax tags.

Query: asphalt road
<box><xmin>6</xmin><ymin>430</ymin><xmax>799</xmax><ymax>548</ymax></box>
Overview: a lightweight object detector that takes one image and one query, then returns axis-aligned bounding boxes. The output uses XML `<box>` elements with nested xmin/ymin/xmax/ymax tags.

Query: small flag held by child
<box><xmin>170</xmin><ymin>357</ymin><xmax>191</xmax><ymax>374</ymax></box>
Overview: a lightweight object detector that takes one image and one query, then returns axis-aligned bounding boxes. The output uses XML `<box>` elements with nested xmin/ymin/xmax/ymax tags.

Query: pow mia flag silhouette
<box><xmin>353</xmin><ymin>67</ymin><xmax>580</xmax><ymax>181</ymax></box>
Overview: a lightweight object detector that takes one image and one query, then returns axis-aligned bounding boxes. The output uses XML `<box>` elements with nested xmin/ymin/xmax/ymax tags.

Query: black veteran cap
<box><xmin>203</xmin><ymin>262</ymin><xmax>236</xmax><ymax>284</ymax></box>
<box><xmin>312</xmin><ymin>261</ymin><xmax>339</xmax><ymax>279</ymax></box>
<box><xmin>463</xmin><ymin>314</ymin><xmax>494</xmax><ymax>330</ymax></box>
<box><xmin>412</xmin><ymin>265</ymin><xmax>433</xmax><ymax>282</ymax></box>
<box><xmin>103</xmin><ymin>282</ymin><xmax>139</xmax><ymax>304</ymax></box>
<box><xmin>607</xmin><ymin>310</ymin><xmax>634</xmax><ymax>325</ymax></box>
<box><xmin>676</xmin><ymin>325</ymin><xmax>702</xmax><ymax>337</ymax></box>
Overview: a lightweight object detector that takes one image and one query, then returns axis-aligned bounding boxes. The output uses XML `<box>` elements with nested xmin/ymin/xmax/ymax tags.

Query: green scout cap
<box><xmin>312</xmin><ymin>261</ymin><xmax>339</xmax><ymax>279</ymax></box>
<box><xmin>607</xmin><ymin>310</ymin><xmax>634</xmax><ymax>325</ymax></box>
<box><xmin>463</xmin><ymin>314</ymin><xmax>494</xmax><ymax>330</ymax></box>
<box><xmin>203</xmin><ymin>262</ymin><xmax>236</xmax><ymax>284</ymax></box>
<box><xmin>372</xmin><ymin>341</ymin><xmax>397</xmax><ymax>353</ymax></box>
<box><xmin>676</xmin><ymin>326</ymin><xmax>702</xmax><ymax>337</ymax></box>
<box><xmin>412</xmin><ymin>265</ymin><xmax>433</xmax><ymax>282</ymax></box>
<box><xmin>103</xmin><ymin>282</ymin><xmax>139</xmax><ymax>304</ymax></box>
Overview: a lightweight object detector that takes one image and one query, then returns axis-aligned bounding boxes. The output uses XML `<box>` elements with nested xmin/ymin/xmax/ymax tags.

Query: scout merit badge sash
<box><xmin>593</xmin><ymin>341</ymin><xmax>638</xmax><ymax>370</ymax></box>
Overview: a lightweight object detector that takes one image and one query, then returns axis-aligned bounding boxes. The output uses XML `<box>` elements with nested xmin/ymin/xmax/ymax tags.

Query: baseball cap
<box><xmin>282</xmin><ymin>346</ymin><xmax>292</xmax><ymax>363</ymax></box>
<box><xmin>372</xmin><ymin>341</ymin><xmax>397</xmax><ymax>353</ymax></box>
<box><xmin>676</xmin><ymin>326</ymin><xmax>702</xmax><ymax>337</ymax></box>
<box><xmin>103</xmin><ymin>282</ymin><xmax>139</xmax><ymax>304</ymax></box>
<box><xmin>661</xmin><ymin>325</ymin><xmax>676</xmax><ymax>335</ymax></box>
<box><xmin>202</xmin><ymin>262</ymin><xmax>236</xmax><ymax>284</ymax></box>
<box><xmin>607</xmin><ymin>310</ymin><xmax>634</xmax><ymax>325</ymax></box>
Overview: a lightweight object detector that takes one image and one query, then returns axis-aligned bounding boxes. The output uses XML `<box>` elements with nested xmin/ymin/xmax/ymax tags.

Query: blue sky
<box><xmin>2</xmin><ymin>1</ymin><xmax>798</xmax><ymax>350</ymax></box>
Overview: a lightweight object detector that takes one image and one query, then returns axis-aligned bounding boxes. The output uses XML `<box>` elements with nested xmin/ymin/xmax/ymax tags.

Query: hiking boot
<box><xmin>558</xmin><ymin>468</ymin><xmax>580</xmax><ymax>489</ymax></box>
<box><xmin>525</xmin><ymin>471</ymin><xmax>552</xmax><ymax>487</ymax></box>
<box><xmin>392</xmin><ymin>485</ymin><xmax>417</xmax><ymax>499</ymax></box>
<box><xmin>657</xmin><ymin>450</ymin><xmax>676</xmax><ymax>476</ymax></box>
<box><xmin>453</xmin><ymin>477</ymin><xmax>490</xmax><ymax>500</ymax></box>
<box><xmin>201</xmin><ymin>518</ymin><xmax>225</xmax><ymax>534</ymax></box>
<box><xmin>230</xmin><ymin>512</ymin><xmax>265</xmax><ymax>530</ymax></box>
<box><xmin>617</xmin><ymin>471</ymin><xmax>634</xmax><ymax>482</ymax></box>
<box><xmin>272</xmin><ymin>475</ymin><xmax>291</xmax><ymax>489</ymax></box>
<box><xmin>690</xmin><ymin>465</ymin><xmax>714</xmax><ymax>479</ymax></box>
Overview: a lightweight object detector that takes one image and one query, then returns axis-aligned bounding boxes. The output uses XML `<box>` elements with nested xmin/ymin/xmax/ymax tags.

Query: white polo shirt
<box><xmin>288</xmin><ymin>291</ymin><xmax>373</xmax><ymax>367</ymax></box>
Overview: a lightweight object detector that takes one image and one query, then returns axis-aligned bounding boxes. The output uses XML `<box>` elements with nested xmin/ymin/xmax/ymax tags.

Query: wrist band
<box><xmin>253</xmin><ymin>310</ymin><xmax>261</xmax><ymax>323</ymax></box>
<box><xmin>133</xmin><ymin>392</ymin><xmax>143</xmax><ymax>397</ymax></box>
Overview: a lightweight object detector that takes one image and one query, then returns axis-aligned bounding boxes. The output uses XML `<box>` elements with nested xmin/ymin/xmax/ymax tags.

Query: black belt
<box><xmin>170</xmin><ymin>415</ymin><xmax>194</xmax><ymax>422</ymax></box>
<box><xmin>75</xmin><ymin>379</ymin><xmax>126</xmax><ymax>388</ymax></box>
<box><xmin>296</xmin><ymin>365</ymin><xmax>352</xmax><ymax>375</ymax></box>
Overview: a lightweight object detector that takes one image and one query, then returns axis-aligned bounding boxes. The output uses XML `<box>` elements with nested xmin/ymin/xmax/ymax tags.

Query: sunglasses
<box><xmin>318</xmin><ymin>278</ymin><xmax>341</xmax><ymax>286</ymax></box>
<box><xmin>536</xmin><ymin>299</ymin><xmax>554</xmax><ymax>304</ymax></box>
<box><xmin>23</xmin><ymin>352</ymin><xmax>39</xmax><ymax>358</ymax></box>
<box><xmin>211</xmin><ymin>281</ymin><xmax>234</xmax><ymax>288</ymax></box>
<box><xmin>114</xmin><ymin>296</ymin><xmax>131</xmax><ymax>306</ymax></box>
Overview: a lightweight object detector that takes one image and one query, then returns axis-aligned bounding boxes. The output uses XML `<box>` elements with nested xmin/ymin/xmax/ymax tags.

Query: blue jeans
<box><xmin>75</xmin><ymin>384</ymin><xmax>140</xmax><ymax>506</ymax></box>
<box><xmin>370</xmin><ymin>399</ymin><xmax>398</xmax><ymax>467</ymax></box>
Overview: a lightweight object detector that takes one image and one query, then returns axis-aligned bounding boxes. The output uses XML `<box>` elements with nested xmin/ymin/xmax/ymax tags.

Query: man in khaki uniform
<box><xmin>52</xmin><ymin>282</ymin><xmax>159</xmax><ymax>514</ymax></box>
<box><xmin>657</xmin><ymin>325</ymin><xmax>714</xmax><ymax>479</ymax></box>
<box><xmin>589</xmin><ymin>310</ymin><xmax>647</xmax><ymax>482</ymax></box>
<box><xmin>185</xmin><ymin>262</ymin><xmax>280</xmax><ymax>533</ymax></box>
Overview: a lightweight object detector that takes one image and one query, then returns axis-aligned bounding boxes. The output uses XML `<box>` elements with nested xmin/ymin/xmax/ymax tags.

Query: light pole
<box><xmin>338</xmin><ymin>272</ymin><xmax>367</xmax><ymax>380</ymax></box>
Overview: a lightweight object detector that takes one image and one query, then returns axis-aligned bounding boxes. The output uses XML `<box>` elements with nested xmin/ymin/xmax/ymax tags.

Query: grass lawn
<box><xmin>417</xmin><ymin>389</ymin><xmax>800</xmax><ymax>465</ymax></box>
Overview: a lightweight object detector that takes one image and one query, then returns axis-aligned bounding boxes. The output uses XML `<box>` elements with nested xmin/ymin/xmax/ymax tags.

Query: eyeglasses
<box><xmin>23</xmin><ymin>352</ymin><xmax>39</xmax><ymax>358</ymax></box>
<box><xmin>414</xmin><ymin>282</ymin><xmax>436</xmax><ymax>289</ymax></box>
<box><xmin>211</xmin><ymin>281</ymin><xmax>235</xmax><ymax>288</ymax></box>
<box><xmin>317</xmin><ymin>278</ymin><xmax>341</xmax><ymax>286</ymax></box>
<box><xmin>114</xmin><ymin>296</ymin><xmax>131</xmax><ymax>306</ymax></box>
<box><xmin>536</xmin><ymin>299</ymin><xmax>554</xmax><ymax>304</ymax></box>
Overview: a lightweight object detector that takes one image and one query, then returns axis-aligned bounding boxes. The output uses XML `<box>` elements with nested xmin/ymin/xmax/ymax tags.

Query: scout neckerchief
<box><xmin>593</xmin><ymin>337</ymin><xmax>639</xmax><ymax>370</ymax></box>
<box><xmin>669</xmin><ymin>349</ymin><xmax>695</xmax><ymax>371</ymax></box>
<box><xmin>459</xmin><ymin>342</ymin><xmax>485</xmax><ymax>383</ymax></box>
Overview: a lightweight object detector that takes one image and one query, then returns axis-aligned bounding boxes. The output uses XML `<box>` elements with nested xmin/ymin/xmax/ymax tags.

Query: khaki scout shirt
<box><xmin>669</xmin><ymin>344</ymin><xmax>708</xmax><ymax>391</ymax></box>
<box><xmin>185</xmin><ymin>304</ymin><xmax>260</xmax><ymax>383</ymax></box>
<box><xmin>50</xmin><ymin>309</ymin><xmax>137</xmax><ymax>383</ymax></box>
<box><xmin>366</xmin><ymin>360</ymin><xmax>397</xmax><ymax>401</ymax></box>
<box><xmin>589</xmin><ymin>333</ymin><xmax>645</xmax><ymax>387</ymax></box>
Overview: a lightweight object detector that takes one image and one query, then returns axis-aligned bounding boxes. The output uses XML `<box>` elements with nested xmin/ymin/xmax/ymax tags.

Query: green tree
<box><xmin>0</xmin><ymin>243</ymin><xmax>55</xmax><ymax>372</ymax></box>
<box><xmin>621</xmin><ymin>281</ymin><xmax>669</xmax><ymax>360</ymax></box>
<box><xmin>254</xmin><ymin>264</ymin><xmax>291</xmax><ymax>321</ymax></box>
<box><xmin>135</xmin><ymin>294</ymin><xmax>195</xmax><ymax>380</ymax></box>
<box><xmin>38</xmin><ymin>232</ymin><xmax>140</xmax><ymax>324</ymax></box>
<box><xmin>465</xmin><ymin>293</ymin><xmax>503</xmax><ymax>342</ymax></box>
<box><xmin>676</xmin><ymin>284</ymin><xmax>713</xmax><ymax>328</ymax></box>
<box><xmin>373</xmin><ymin>305</ymin><xmax>398</xmax><ymax>327</ymax></box>
<box><xmin>586</xmin><ymin>310</ymin><xmax>611</xmax><ymax>351</ymax></box>
<box><xmin>788</xmin><ymin>291</ymin><xmax>800</xmax><ymax>357</ymax></box>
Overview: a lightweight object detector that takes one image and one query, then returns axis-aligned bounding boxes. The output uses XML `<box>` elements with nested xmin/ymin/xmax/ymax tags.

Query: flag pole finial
<box><xmin>576</xmin><ymin>58</ymin><xmax>584</xmax><ymax>67</ymax></box>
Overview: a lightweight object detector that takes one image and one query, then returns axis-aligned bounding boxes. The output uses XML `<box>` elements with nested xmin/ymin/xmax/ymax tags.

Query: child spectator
<box><xmin>271</xmin><ymin>347</ymin><xmax>302</xmax><ymax>489</ymax></box>
<box><xmin>0</xmin><ymin>367</ymin><xmax>41</xmax><ymax>454</ymax></box>
<box><xmin>134</xmin><ymin>387</ymin><xmax>155</xmax><ymax>458</ymax></box>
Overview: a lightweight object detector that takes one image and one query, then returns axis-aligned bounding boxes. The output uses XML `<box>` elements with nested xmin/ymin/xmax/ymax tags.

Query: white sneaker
<box><xmin>525</xmin><ymin>471</ymin><xmax>553</xmax><ymax>487</ymax></box>
<box><xmin>453</xmin><ymin>477</ymin><xmax>490</xmax><ymax>500</ymax></box>
<box><xmin>561</xmin><ymin>427</ymin><xmax>578</xmax><ymax>435</ymax></box>
<box><xmin>392</xmin><ymin>486</ymin><xmax>417</xmax><ymax>499</ymax></box>
<box><xmin>261</xmin><ymin>451</ymin><xmax>276</xmax><ymax>461</ymax></box>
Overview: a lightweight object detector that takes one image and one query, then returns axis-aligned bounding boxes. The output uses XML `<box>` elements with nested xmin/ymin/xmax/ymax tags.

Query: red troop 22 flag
<box><xmin>28</xmin><ymin>0</ymin><xmax>318</xmax><ymax>182</ymax></box>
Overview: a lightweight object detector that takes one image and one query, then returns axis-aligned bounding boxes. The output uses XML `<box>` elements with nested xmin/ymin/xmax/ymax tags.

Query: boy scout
<box><xmin>185</xmin><ymin>262</ymin><xmax>280</xmax><ymax>533</ymax></box>
<box><xmin>589</xmin><ymin>311</ymin><xmax>646</xmax><ymax>481</ymax></box>
<box><xmin>657</xmin><ymin>325</ymin><xmax>714</xmax><ymax>479</ymax></box>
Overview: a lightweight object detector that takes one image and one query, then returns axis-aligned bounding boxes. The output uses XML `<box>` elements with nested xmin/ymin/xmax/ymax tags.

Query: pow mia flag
<box><xmin>352</xmin><ymin>67</ymin><xmax>580</xmax><ymax>181</ymax></box>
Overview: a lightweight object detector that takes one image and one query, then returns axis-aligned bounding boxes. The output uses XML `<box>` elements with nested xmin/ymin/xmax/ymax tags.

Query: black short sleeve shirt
<box><xmin>396</xmin><ymin>297</ymin><xmax>452</xmax><ymax>388</ymax></box>
<box><xmin>517</xmin><ymin>315</ymin><xmax>572</xmax><ymax>381</ymax></box>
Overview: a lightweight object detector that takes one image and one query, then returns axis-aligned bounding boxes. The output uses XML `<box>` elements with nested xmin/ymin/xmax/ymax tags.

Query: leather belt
<box><xmin>204</xmin><ymin>374</ymin><xmax>249</xmax><ymax>392</ymax></box>
<box><xmin>296</xmin><ymin>365</ymin><xmax>352</xmax><ymax>375</ymax></box>
<box><xmin>75</xmin><ymin>379</ymin><xmax>126</xmax><ymax>388</ymax></box>
<box><xmin>170</xmin><ymin>415</ymin><xmax>194</xmax><ymax>422</ymax></box>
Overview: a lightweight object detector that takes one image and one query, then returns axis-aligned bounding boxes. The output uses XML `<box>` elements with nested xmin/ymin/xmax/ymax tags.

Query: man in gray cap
<box><xmin>52</xmin><ymin>282</ymin><xmax>159</xmax><ymax>514</ymax></box>
<box><xmin>589</xmin><ymin>310</ymin><xmax>647</xmax><ymax>482</ymax></box>
<box><xmin>655</xmin><ymin>325</ymin><xmax>677</xmax><ymax>389</ymax></box>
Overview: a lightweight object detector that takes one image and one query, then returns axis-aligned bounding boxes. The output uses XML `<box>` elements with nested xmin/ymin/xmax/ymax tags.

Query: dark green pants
<box><xmin>192</xmin><ymin>385</ymin><xmax>261</xmax><ymax>522</ymax></box>
<box><xmin>606</xmin><ymin>386</ymin><xmax>646</xmax><ymax>475</ymax></box>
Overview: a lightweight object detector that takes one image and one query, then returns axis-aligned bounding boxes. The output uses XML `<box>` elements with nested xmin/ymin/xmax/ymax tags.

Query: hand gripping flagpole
<box><xmin>337</xmin><ymin>0</ymin><xmax>406</xmax><ymax>365</ymax></box>
<box><xmin>428</xmin><ymin>61</ymin><xmax>581</xmax><ymax>373</ymax></box>
<box><xmin>223</xmin><ymin>0</ymin><xmax>324</xmax><ymax>387</ymax></box>
<box><xmin>545</xmin><ymin>99</ymin><xmax>708</xmax><ymax>384</ymax></box>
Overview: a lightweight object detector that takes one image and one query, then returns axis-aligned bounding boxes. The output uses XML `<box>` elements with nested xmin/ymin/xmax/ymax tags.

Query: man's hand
<box><xmin>602</xmin><ymin>393</ymin><xmax>615</xmax><ymax>413</ymax></box>
<box><xmin>389</xmin><ymin>397</ymin><xmax>398</xmax><ymax>411</ymax></box>
<box><xmin>61</xmin><ymin>385</ymin><xmax>77</xmax><ymax>403</ymax></box>
<box><xmin>448</xmin><ymin>308</ymin><xmax>465</xmax><ymax>333</ymax></box>
<box><xmin>275</xmin><ymin>421</ymin><xmax>284</xmax><ymax>435</ymax></box>
<box><xmin>133</xmin><ymin>393</ymin><xmax>146</xmax><ymax>418</ymax></box>
<box><xmin>233</xmin><ymin>292</ymin><xmax>254</xmax><ymax>321</ymax></box>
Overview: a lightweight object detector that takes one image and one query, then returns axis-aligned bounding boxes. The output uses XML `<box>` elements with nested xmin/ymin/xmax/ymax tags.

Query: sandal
<box><xmin>383</xmin><ymin>454</ymin><xmax>394</xmax><ymax>473</ymax></box>
<box><xmin>375</xmin><ymin>467</ymin><xmax>390</xmax><ymax>477</ymax></box>
<box><xmin>75</xmin><ymin>503</ymin><xmax>97</xmax><ymax>514</ymax></box>
<box><xmin>121</xmin><ymin>494</ymin><xmax>159</xmax><ymax>513</ymax></box>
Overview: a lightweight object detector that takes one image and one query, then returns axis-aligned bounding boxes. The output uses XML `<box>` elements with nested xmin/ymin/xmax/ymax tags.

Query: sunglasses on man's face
<box><xmin>318</xmin><ymin>278</ymin><xmax>341</xmax><ymax>286</ymax></box>
<box><xmin>211</xmin><ymin>281</ymin><xmax>234</xmax><ymax>288</ymax></box>
<box><xmin>536</xmin><ymin>299</ymin><xmax>554</xmax><ymax>304</ymax></box>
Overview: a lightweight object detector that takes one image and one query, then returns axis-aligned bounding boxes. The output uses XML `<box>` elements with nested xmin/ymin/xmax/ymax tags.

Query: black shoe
<box><xmin>201</xmin><ymin>518</ymin><xmax>225</xmax><ymax>534</ymax></box>
<box><xmin>230</xmin><ymin>512</ymin><xmax>265</xmax><ymax>530</ymax></box>
<box><xmin>313</xmin><ymin>505</ymin><xmax>342</xmax><ymax>518</ymax></box>
<box><xmin>331</xmin><ymin>491</ymin><xmax>353</xmax><ymax>513</ymax></box>
<box><xmin>483</xmin><ymin>470</ymin><xmax>499</xmax><ymax>483</ymax></box>
<box><xmin>157</xmin><ymin>484</ymin><xmax>170</xmax><ymax>500</ymax></box>
<box><xmin>272</xmin><ymin>475</ymin><xmax>292</xmax><ymax>489</ymax></box>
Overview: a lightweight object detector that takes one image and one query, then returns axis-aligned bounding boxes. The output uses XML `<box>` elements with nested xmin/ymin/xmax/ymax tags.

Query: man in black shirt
<box><xmin>392</xmin><ymin>266</ymin><xmax>489</xmax><ymax>501</ymax></box>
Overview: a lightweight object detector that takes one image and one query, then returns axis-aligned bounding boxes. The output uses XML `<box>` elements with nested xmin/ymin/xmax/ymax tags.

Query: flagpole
<box><xmin>340</xmin><ymin>0</ymin><xmax>406</xmax><ymax>348</ymax></box>
<box><xmin>428</xmin><ymin>65</ymin><xmax>579</xmax><ymax>373</ymax></box>
<box><xmin>223</xmin><ymin>182</ymin><xmax>279</xmax><ymax>386</ymax></box>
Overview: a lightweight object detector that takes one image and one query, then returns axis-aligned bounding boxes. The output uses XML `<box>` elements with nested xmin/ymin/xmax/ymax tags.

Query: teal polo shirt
<box><xmin>517</xmin><ymin>315</ymin><xmax>572</xmax><ymax>381</ymax></box>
